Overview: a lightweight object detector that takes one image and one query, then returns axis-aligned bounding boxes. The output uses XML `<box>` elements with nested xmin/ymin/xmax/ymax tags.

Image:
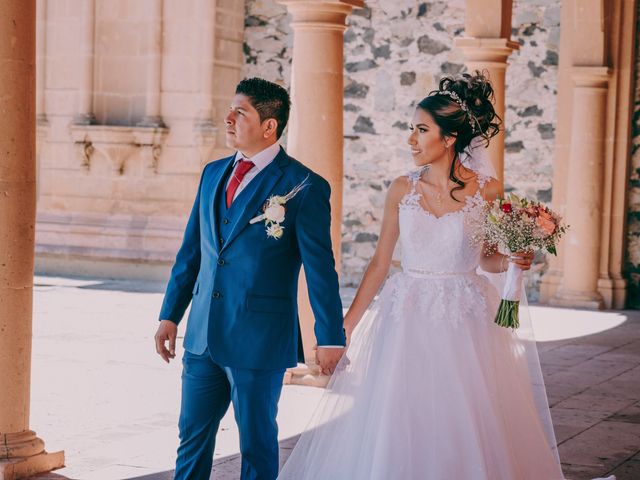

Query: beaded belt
<box><xmin>403</xmin><ymin>267</ymin><xmax>477</xmax><ymax>279</ymax></box>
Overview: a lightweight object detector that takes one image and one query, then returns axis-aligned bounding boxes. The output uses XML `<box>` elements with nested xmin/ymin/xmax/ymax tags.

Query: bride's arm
<box><xmin>478</xmin><ymin>178</ymin><xmax>533</xmax><ymax>273</ymax></box>
<box><xmin>343</xmin><ymin>177</ymin><xmax>407</xmax><ymax>337</ymax></box>
<box><xmin>478</xmin><ymin>178</ymin><xmax>510</xmax><ymax>273</ymax></box>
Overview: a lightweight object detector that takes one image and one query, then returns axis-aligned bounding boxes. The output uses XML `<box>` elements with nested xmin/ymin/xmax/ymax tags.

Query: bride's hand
<box><xmin>509</xmin><ymin>251</ymin><xmax>534</xmax><ymax>271</ymax></box>
<box><xmin>345</xmin><ymin>328</ymin><xmax>353</xmax><ymax>348</ymax></box>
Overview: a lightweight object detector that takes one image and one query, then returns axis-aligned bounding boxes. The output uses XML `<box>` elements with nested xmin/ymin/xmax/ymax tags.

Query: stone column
<box><xmin>538</xmin><ymin>0</ymin><xmax>574</xmax><ymax>305</ymax></box>
<box><xmin>137</xmin><ymin>0</ymin><xmax>165</xmax><ymax>127</ymax></box>
<box><xmin>454</xmin><ymin>38</ymin><xmax>519</xmax><ymax>184</ymax></box>
<box><xmin>0</xmin><ymin>0</ymin><xmax>65</xmax><ymax>478</ymax></box>
<box><xmin>195</xmin><ymin>0</ymin><xmax>216</xmax><ymax>130</ymax></box>
<box><xmin>551</xmin><ymin>67</ymin><xmax>610</xmax><ymax>309</ymax></box>
<box><xmin>277</xmin><ymin>0</ymin><xmax>363</xmax><ymax>374</ymax></box>
<box><xmin>74</xmin><ymin>0</ymin><xmax>95</xmax><ymax>125</ymax></box>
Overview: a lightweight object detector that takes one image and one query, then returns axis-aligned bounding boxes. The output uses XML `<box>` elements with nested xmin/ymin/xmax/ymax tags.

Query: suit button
<box><xmin>219</xmin><ymin>237</ymin><xmax>224</xmax><ymax>245</ymax></box>
<box><xmin>213</xmin><ymin>291</ymin><xmax>221</xmax><ymax>299</ymax></box>
<box><xmin>223</xmin><ymin>218</ymin><xmax>229</xmax><ymax>225</ymax></box>
<box><xmin>217</xmin><ymin>259</ymin><xmax>225</xmax><ymax>266</ymax></box>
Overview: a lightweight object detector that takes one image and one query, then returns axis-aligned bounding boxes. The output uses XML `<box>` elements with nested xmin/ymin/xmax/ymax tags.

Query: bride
<box><xmin>279</xmin><ymin>72</ymin><xmax>614</xmax><ymax>480</ymax></box>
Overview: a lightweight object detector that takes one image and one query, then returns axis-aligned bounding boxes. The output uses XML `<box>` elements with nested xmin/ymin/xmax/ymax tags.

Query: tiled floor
<box><xmin>25</xmin><ymin>277</ymin><xmax>640</xmax><ymax>479</ymax></box>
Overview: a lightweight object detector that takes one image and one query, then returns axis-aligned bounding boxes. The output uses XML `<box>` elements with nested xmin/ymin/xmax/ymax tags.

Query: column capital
<box><xmin>277</xmin><ymin>0</ymin><xmax>365</xmax><ymax>30</ymax></box>
<box><xmin>571</xmin><ymin>66</ymin><xmax>611</xmax><ymax>89</ymax></box>
<box><xmin>454</xmin><ymin>37</ymin><xmax>520</xmax><ymax>64</ymax></box>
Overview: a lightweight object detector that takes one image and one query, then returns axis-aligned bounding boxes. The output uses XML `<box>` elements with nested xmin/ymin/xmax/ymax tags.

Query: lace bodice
<box><xmin>398</xmin><ymin>169</ymin><xmax>488</xmax><ymax>275</ymax></box>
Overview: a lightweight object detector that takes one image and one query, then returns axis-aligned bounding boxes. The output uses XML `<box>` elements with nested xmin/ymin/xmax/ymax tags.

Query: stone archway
<box><xmin>540</xmin><ymin>0</ymin><xmax>638</xmax><ymax>310</ymax></box>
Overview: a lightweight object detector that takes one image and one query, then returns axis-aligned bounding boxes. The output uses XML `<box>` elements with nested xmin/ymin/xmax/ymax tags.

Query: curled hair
<box><xmin>417</xmin><ymin>71</ymin><xmax>502</xmax><ymax>201</ymax></box>
<box><xmin>236</xmin><ymin>77</ymin><xmax>291</xmax><ymax>139</ymax></box>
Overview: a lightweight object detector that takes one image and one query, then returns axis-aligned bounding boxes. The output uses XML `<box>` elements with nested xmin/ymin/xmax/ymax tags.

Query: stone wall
<box><xmin>625</xmin><ymin>2</ymin><xmax>640</xmax><ymax>307</ymax></box>
<box><xmin>243</xmin><ymin>0</ymin><xmax>561</xmax><ymax>297</ymax></box>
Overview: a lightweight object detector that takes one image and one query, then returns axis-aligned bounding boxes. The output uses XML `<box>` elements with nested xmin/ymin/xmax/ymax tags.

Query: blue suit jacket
<box><xmin>159</xmin><ymin>146</ymin><xmax>345</xmax><ymax>370</ymax></box>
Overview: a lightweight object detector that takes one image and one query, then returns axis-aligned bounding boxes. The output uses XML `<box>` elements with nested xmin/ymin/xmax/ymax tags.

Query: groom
<box><xmin>154</xmin><ymin>77</ymin><xmax>346</xmax><ymax>480</ymax></box>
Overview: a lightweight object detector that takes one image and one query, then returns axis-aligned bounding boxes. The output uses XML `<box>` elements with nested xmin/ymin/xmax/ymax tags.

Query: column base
<box><xmin>284</xmin><ymin>362</ymin><xmax>330</xmax><ymax>388</ymax></box>
<box><xmin>548</xmin><ymin>288</ymin><xmax>605</xmax><ymax>310</ymax></box>
<box><xmin>598</xmin><ymin>276</ymin><xmax>627</xmax><ymax>310</ymax></box>
<box><xmin>0</xmin><ymin>450</ymin><xmax>65</xmax><ymax>480</ymax></box>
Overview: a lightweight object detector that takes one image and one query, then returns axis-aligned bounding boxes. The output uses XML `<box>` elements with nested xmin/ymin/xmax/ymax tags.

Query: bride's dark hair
<box><xmin>417</xmin><ymin>71</ymin><xmax>502</xmax><ymax>201</ymax></box>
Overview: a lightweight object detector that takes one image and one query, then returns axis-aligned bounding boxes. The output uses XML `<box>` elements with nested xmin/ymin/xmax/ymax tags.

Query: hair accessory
<box><xmin>436</xmin><ymin>90</ymin><xmax>468</xmax><ymax>112</ymax></box>
<box><xmin>432</xmin><ymin>90</ymin><xmax>482</xmax><ymax>134</ymax></box>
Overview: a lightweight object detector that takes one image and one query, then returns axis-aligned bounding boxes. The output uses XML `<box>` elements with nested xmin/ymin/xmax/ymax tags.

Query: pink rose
<box><xmin>536</xmin><ymin>210</ymin><xmax>556</xmax><ymax>236</ymax></box>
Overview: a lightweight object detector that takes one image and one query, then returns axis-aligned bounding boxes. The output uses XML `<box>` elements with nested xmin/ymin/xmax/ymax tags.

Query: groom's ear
<box><xmin>262</xmin><ymin>118</ymin><xmax>279</xmax><ymax>139</ymax></box>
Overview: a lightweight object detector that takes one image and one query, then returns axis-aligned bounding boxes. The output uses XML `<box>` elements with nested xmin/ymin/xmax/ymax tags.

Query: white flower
<box><xmin>248</xmin><ymin>175</ymin><xmax>311</xmax><ymax>240</ymax></box>
<box><xmin>265</xmin><ymin>204</ymin><xmax>286</xmax><ymax>223</ymax></box>
<box><xmin>266</xmin><ymin>223</ymin><xmax>284</xmax><ymax>239</ymax></box>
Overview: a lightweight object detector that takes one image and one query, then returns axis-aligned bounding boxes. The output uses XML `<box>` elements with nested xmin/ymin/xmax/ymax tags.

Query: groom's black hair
<box><xmin>236</xmin><ymin>78</ymin><xmax>291</xmax><ymax>139</ymax></box>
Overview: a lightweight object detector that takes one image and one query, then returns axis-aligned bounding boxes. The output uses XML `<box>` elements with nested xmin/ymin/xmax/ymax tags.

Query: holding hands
<box><xmin>315</xmin><ymin>346</ymin><xmax>345</xmax><ymax>376</ymax></box>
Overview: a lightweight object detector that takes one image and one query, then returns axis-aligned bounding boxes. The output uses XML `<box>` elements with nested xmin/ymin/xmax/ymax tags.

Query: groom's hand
<box><xmin>155</xmin><ymin>320</ymin><xmax>177</xmax><ymax>363</ymax></box>
<box><xmin>315</xmin><ymin>347</ymin><xmax>345</xmax><ymax>376</ymax></box>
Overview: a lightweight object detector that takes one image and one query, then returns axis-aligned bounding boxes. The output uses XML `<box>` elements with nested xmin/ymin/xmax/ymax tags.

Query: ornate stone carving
<box><xmin>69</xmin><ymin>124</ymin><xmax>169</xmax><ymax>175</ymax></box>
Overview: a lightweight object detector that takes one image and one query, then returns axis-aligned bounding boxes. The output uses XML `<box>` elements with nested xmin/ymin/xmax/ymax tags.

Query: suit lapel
<box><xmin>222</xmin><ymin>148</ymin><xmax>289</xmax><ymax>251</ymax></box>
<box><xmin>209</xmin><ymin>156</ymin><xmax>235</xmax><ymax>254</ymax></box>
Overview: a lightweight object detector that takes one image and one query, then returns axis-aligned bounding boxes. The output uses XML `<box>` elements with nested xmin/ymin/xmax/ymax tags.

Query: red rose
<box><xmin>501</xmin><ymin>203</ymin><xmax>512</xmax><ymax>213</ymax></box>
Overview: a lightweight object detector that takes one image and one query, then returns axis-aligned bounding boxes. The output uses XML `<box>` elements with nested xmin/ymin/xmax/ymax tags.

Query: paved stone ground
<box><xmin>26</xmin><ymin>276</ymin><xmax>640</xmax><ymax>480</ymax></box>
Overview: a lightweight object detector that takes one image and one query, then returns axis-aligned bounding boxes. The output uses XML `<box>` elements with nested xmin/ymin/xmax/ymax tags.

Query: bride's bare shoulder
<box><xmin>481</xmin><ymin>177</ymin><xmax>502</xmax><ymax>201</ymax></box>
<box><xmin>458</xmin><ymin>164</ymin><xmax>501</xmax><ymax>201</ymax></box>
<box><xmin>387</xmin><ymin>175</ymin><xmax>413</xmax><ymax>203</ymax></box>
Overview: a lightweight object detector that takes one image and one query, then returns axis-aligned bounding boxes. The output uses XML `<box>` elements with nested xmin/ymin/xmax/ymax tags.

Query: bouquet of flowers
<box><xmin>481</xmin><ymin>194</ymin><xmax>567</xmax><ymax>329</ymax></box>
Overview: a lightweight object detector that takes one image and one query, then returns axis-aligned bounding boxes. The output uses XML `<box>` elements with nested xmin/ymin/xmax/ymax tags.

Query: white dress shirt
<box><xmin>226</xmin><ymin>142</ymin><xmax>281</xmax><ymax>202</ymax></box>
<box><xmin>226</xmin><ymin>142</ymin><xmax>343</xmax><ymax>349</ymax></box>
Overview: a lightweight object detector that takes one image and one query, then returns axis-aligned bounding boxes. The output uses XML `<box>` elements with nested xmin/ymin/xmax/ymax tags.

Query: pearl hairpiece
<box><xmin>436</xmin><ymin>90</ymin><xmax>468</xmax><ymax>112</ymax></box>
<box><xmin>432</xmin><ymin>90</ymin><xmax>482</xmax><ymax>134</ymax></box>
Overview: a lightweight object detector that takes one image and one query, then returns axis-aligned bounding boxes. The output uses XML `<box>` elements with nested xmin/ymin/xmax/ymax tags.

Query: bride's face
<box><xmin>407</xmin><ymin>108</ymin><xmax>452</xmax><ymax>166</ymax></box>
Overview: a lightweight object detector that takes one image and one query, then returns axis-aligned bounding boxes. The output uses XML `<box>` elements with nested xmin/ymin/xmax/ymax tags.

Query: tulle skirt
<box><xmin>279</xmin><ymin>271</ymin><xmax>566</xmax><ymax>480</ymax></box>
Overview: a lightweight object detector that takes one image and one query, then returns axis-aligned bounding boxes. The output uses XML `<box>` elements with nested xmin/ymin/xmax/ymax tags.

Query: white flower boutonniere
<box><xmin>250</xmin><ymin>174</ymin><xmax>310</xmax><ymax>240</ymax></box>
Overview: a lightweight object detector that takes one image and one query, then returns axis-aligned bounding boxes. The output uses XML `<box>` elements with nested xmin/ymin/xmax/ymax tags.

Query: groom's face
<box><xmin>225</xmin><ymin>94</ymin><xmax>271</xmax><ymax>155</ymax></box>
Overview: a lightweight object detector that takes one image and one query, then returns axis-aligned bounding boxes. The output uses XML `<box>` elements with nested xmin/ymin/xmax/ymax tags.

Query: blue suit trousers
<box><xmin>174</xmin><ymin>349</ymin><xmax>285</xmax><ymax>480</ymax></box>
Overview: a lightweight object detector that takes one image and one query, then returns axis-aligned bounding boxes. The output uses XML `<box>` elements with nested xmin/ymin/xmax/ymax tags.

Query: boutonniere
<box><xmin>250</xmin><ymin>175</ymin><xmax>310</xmax><ymax>239</ymax></box>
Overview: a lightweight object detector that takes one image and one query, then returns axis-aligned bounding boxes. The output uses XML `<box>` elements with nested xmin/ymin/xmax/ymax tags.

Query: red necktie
<box><xmin>226</xmin><ymin>159</ymin><xmax>255</xmax><ymax>208</ymax></box>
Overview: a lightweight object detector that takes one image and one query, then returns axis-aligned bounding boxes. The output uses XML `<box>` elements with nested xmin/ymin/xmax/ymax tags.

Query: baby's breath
<box><xmin>480</xmin><ymin>194</ymin><xmax>567</xmax><ymax>256</ymax></box>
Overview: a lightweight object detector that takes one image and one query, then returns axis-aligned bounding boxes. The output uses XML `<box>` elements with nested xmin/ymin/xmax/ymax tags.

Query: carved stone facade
<box><xmin>36</xmin><ymin>0</ymin><xmax>245</xmax><ymax>280</ymax></box>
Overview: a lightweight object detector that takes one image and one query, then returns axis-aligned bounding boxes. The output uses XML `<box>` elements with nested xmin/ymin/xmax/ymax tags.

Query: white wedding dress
<box><xmin>279</xmin><ymin>168</ymin><xmax>615</xmax><ymax>480</ymax></box>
